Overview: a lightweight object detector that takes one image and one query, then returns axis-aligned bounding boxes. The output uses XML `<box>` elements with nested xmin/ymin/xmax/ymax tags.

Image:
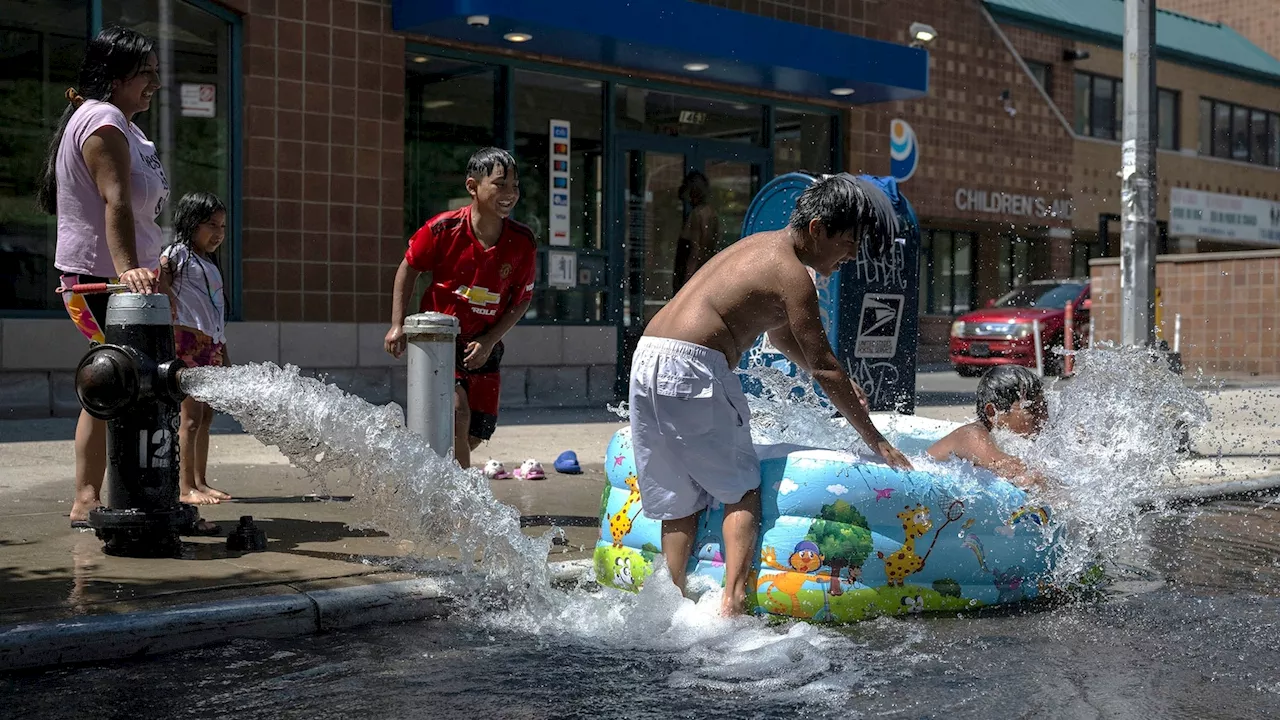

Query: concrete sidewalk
<box><xmin>1</xmin><ymin>375</ymin><xmax>1278</xmax><ymax>670</ymax></box>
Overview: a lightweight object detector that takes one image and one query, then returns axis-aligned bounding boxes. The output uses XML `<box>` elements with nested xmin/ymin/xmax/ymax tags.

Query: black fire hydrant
<box><xmin>75</xmin><ymin>293</ymin><xmax>196</xmax><ymax>557</ymax></box>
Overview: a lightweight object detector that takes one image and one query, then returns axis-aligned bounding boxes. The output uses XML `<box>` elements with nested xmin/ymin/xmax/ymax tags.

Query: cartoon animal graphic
<box><xmin>613</xmin><ymin>555</ymin><xmax>635</xmax><ymax>588</ymax></box>
<box><xmin>991</xmin><ymin>566</ymin><xmax>1026</xmax><ymax>603</ymax></box>
<box><xmin>757</xmin><ymin>541</ymin><xmax>830</xmax><ymax>618</ymax></box>
<box><xmin>877</xmin><ymin>504</ymin><xmax>933</xmax><ymax>586</ymax></box>
<box><xmin>900</xmin><ymin>594</ymin><xmax>925</xmax><ymax>614</ymax></box>
<box><xmin>608</xmin><ymin>474</ymin><xmax>642</xmax><ymax>548</ymax></box>
<box><xmin>963</xmin><ymin>534</ymin><xmax>1028</xmax><ymax>603</ymax></box>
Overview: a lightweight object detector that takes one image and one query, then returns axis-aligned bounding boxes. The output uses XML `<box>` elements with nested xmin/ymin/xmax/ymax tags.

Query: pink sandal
<box><xmin>483</xmin><ymin>460</ymin><xmax>511</xmax><ymax>480</ymax></box>
<box><xmin>513</xmin><ymin>459</ymin><xmax>546</xmax><ymax>481</ymax></box>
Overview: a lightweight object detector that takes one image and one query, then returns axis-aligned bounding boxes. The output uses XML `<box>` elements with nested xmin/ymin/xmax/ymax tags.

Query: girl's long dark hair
<box><xmin>37</xmin><ymin>25</ymin><xmax>156</xmax><ymax>215</ymax></box>
<box><xmin>165</xmin><ymin>192</ymin><xmax>227</xmax><ymax>319</ymax></box>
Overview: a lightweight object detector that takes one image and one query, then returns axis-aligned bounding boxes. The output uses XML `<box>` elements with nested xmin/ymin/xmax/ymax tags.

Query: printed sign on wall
<box><xmin>1171</xmin><ymin>187</ymin><xmax>1280</xmax><ymax>245</ymax></box>
<box><xmin>549</xmin><ymin>119</ymin><xmax>571</xmax><ymax>246</ymax></box>
<box><xmin>547</xmin><ymin>250</ymin><xmax>577</xmax><ymax>289</ymax></box>
<box><xmin>180</xmin><ymin>83</ymin><xmax>216</xmax><ymax>118</ymax></box>
<box><xmin>889</xmin><ymin>119</ymin><xmax>917</xmax><ymax>182</ymax></box>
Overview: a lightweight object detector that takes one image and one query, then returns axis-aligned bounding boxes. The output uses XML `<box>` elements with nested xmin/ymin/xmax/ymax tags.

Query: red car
<box><xmin>950</xmin><ymin>279</ymin><xmax>1091</xmax><ymax>377</ymax></box>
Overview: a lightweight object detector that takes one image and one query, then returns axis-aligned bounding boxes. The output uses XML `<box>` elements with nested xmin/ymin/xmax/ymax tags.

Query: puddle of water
<box><xmin>11</xmin><ymin>492</ymin><xmax>1280</xmax><ymax>719</ymax></box>
<box><xmin>19</xmin><ymin>346</ymin><xmax>1261</xmax><ymax>716</ymax></box>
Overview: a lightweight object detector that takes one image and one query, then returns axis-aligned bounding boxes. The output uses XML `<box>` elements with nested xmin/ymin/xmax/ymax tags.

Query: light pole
<box><xmin>1120</xmin><ymin>0</ymin><xmax>1158</xmax><ymax>346</ymax></box>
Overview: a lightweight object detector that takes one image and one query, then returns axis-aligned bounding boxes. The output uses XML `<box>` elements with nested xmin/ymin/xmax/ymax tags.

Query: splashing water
<box><xmin>180</xmin><ymin>361</ymin><xmax>929</xmax><ymax>699</ymax></box>
<box><xmin>180</xmin><ymin>342</ymin><xmax>1210</xmax><ymax>702</ymax></box>
<box><xmin>1006</xmin><ymin>344</ymin><xmax>1211</xmax><ymax>585</ymax></box>
<box><xmin>181</xmin><ymin>363</ymin><xmax>557</xmax><ymax>614</ymax></box>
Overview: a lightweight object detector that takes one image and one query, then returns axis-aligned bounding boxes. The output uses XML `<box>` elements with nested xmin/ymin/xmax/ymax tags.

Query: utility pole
<box><xmin>1120</xmin><ymin>0</ymin><xmax>1158</xmax><ymax>346</ymax></box>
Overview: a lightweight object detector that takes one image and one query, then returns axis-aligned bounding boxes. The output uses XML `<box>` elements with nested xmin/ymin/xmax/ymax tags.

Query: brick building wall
<box><xmin>849</xmin><ymin>1</ymin><xmax>1075</xmax><ymax>229</ymax></box>
<box><xmin>1090</xmin><ymin>251</ymin><xmax>1280</xmax><ymax>376</ymax></box>
<box><xmin>240</xmin><ymin>0</ymin><xmax>405</xmax><ymax>324</ymax></box>
<box><xmin>1066</xmin><ymin>41</ymin><xmax>1280</xmax><ymax>236</ymax></box>
<box><xmin>1159</xmin><ymin>0</ymin><xmax>1280</xmax><ymax>62</ymax></box>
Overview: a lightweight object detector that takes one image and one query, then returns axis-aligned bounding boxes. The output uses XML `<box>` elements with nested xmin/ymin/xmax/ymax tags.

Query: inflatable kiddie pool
<box><xmin>594</xmin><ymin>414</ymin><xmax>1057</xmax><ymax>621</ymax></box>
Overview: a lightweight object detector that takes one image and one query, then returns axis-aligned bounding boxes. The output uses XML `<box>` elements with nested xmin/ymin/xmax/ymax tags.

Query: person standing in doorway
<box><xmin>37</xmin><ymin>26</ymin><xmax>172</xmax><ymax>528</ymax></box>
<box><xmin>384</xmin><ymin>148</ymin><xmax>536</xmax><ymax>470</ymax></box>
<box><xmin>672</xmin><ymin>170</ymin><xmax>721</xmax><ymax>294</ymax></box>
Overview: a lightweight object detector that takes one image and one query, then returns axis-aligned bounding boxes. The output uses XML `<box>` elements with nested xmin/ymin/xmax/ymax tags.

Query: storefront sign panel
<box><xmin>1170</xmin><ymin>187</ymin><xmax>1280</xmax><ymax>245</ymax></box>
<box><xmin>953</xmin><ymin>187</ymin><xmax>1072</xmax><ymax>221</ymax></box>
<box><xmin>548</xmin><ymin>119</ymin><xmax>572</xmax><ymax>246</ymax></box>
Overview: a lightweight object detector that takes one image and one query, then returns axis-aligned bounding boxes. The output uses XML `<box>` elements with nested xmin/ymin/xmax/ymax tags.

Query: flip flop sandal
<box><xmin>513</xmin><ymin>459</ymin><xmax>546</xmax><ymax>481</ymax></box>
<box><xmin>483</xmin><ymin>459</ymin><xmax>511</xmax><ymax>480</ymax></box>
<box><xmin>185</xmin><ymin>519</ymin><xmax>223</xmax><ymax>537</ymax></box>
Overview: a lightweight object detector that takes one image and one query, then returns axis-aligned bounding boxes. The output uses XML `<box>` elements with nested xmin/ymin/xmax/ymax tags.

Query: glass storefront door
<box><xmin>614</xmin><ymin>134</ymin><xmax>766</xmax><ymax>388</ymax></box>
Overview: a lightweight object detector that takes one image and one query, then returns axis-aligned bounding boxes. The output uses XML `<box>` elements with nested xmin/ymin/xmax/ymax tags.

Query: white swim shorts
<box><xmin>629</xmin><ymin>337</ymin><xmax>761</xmax><ymax>521</ymax></box>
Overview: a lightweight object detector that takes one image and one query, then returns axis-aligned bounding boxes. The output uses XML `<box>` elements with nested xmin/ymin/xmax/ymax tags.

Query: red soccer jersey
<box><xmin>404</xmin><ymin>205</ymin><xmax>537</xmax><ymax>338</ymax></box>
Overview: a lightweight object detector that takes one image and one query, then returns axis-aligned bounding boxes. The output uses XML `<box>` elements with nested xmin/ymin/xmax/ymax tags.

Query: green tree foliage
<box><xmin>805</xmin><ymin>500</ymin><xmax>872</xmax><ymax>595</ymax></box>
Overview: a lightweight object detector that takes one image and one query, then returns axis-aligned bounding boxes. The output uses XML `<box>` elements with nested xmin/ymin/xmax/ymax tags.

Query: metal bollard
<box><xmin>403</xmin><ymin>312</ymin><xmax>460</xmax><ymax>458</ymax></box>
<box><xmin>1032</xmin><ymin>318</ymin><xmax>1044</xmax><ymax>377</ymax></box>
<box><xmin>74</xmin><ymin>293</ymin><xmax>195</xmax><ymax>557</ymax></box>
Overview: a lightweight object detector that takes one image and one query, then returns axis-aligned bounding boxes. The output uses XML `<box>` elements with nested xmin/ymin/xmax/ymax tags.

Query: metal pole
<box><xmin>403</xmin><ymin>312</ymin><xmax>460</xmax><ymax>459</ymax></box>
<box><xmin>1032</xmin><ymin>319</ymin><xmax>1044</xmax><ymax>377</ymax></box>
<box><xmin>1120</xmin><ymin>0</ymin><xmax>1158</xmax><ymax>346</ymax></box>
<box><xmin>158</xmin><ymin>0</ymin><xmax>174</xmax><ymax>231</ymax></box>
<box><xmin>1064</xmin><ymin>300</ymin><xmax>1075</xmax><ymax>376</ymax></box>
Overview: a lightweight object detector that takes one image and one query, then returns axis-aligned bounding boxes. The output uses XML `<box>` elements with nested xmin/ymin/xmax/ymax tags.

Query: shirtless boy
<box><xmin>927</xmin><ymin>365</ymin><xmax>1050</xmax><ymax>491</ymax></box>
<box><xmin>629</xmin><ymin>173</ymin><xmax>914</xmax><ymax>616</ymax></box>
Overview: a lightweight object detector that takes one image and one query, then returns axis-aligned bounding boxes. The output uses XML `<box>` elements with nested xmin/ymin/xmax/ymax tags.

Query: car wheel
<box><xmin>955</xmin><ymin>365</ymin><xmax>982</xmax><ymax>377</ymax></box>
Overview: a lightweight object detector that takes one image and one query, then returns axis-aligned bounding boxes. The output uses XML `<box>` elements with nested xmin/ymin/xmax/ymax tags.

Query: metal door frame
<box><xmin>608</xmin><ymin>134</ymin><xmax>772</xmax><ymax>395</ymax></box>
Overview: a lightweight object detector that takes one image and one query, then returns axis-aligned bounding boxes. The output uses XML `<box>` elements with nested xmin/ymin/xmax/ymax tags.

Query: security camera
<box><xmin>466</xmin><ymin>15</ymin><xmax>490</xmax><ymax>28</ymax></box>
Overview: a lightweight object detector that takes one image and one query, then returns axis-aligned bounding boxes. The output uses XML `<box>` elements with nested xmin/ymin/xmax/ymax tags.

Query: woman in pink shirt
<box><xmin>36</xmin><ymin>26</ymin><xmax>174</xmax><ymax>528</ymax></box>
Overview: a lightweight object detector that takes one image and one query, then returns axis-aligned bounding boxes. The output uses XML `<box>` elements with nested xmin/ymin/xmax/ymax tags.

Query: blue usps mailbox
<box><xmin>737</xmin><ymin>172</ymin><xmax>921</xmax><ymax>414</ymax></box>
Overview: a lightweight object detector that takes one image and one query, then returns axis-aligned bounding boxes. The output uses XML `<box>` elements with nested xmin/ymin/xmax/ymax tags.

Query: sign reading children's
<box><xmin>548</xmin><ymin>119</ymin><xmax>571</xmax><ymax>246</ymax></box>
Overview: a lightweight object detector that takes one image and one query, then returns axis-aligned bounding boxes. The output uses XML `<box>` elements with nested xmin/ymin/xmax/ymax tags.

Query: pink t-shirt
<box><xmin>54</xmin><ymin>100</ymin><xmax>169</xmax><ymax>277</ymax></box>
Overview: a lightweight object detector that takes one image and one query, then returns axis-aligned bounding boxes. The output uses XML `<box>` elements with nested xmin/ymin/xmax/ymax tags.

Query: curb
<box><xmin>0</xmin><ymin>559</ymin><xmax>595</xmax><ymax>674</ymax></box>
<box><xmin>1145</xmin><ymin>475</ymin><xmax>1280</xmax><ymax>507</ymax></box>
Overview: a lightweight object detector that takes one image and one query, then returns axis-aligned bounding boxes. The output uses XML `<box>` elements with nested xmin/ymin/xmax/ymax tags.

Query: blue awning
<box><xmin>392</xmin><ymin>0</ymin><xmax>930</xmax><ymax>104</ymax></box>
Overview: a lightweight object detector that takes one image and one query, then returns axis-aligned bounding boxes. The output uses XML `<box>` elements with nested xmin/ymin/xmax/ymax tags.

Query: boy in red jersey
<box><xmin>385</xmin><ymin>148</ymin><xmax>536</xmax><ymax>469</ymax></box>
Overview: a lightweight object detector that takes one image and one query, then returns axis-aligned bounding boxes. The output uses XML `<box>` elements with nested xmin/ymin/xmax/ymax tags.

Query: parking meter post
<box><xmin>403</xmin><ymin>312</ymin><xmax>460</xmax><ymax>459</ymax></box>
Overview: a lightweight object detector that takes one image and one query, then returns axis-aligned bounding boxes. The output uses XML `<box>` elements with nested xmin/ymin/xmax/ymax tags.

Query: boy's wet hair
<box><xmin>466</xmin><ymin>147</ymin><xmax>517</xmax><ymax>181</ymax></box>
<box><xmin>788</xmin><ymin>173</ymin><xmax>900</xmax><ymax>258</ymax></box>
<box><xmin>976</xmin><ymin>365</ymin><xmax>1044</xmax><ymax>428</ymax></box>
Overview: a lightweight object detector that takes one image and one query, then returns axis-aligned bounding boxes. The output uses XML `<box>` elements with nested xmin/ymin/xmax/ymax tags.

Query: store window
<box><xmin>1157</xmin><ymin>88</ymin><xmax>1179</xmax><ymax>150</ymax></box>
<box><xmin>404</xmin><ymin>55</ymin><xmax>498</xmax><ymax>237</ymax></box>
<box><xmin>1</xmin><ymin>0</ymin><xmax>236</xmax><ymax>314</ymax></box>
<box><xmin>1026</xmin><ymin>60</ymin><xmax>1052</xmax><ymax>98</ymax></box>
<box><xmin>510</xmin><ymin>70</ymin><xmax>605</xmax><ymax>324</ymax></box>
<box><xmin>1071</xmin><ymin>241</ymin><xmax>1095</xmax><ymax>279</ymax></box>
<box><xmin>918</xmin><ymin>229</ymin><xmax>974</xmax><ymax>316</ymax></box>
<box><xmin>615</xmin><ymin>85</ymin><xmax>764</xmax><ymax>145</ymax></box>
<box><xmin>774</xmin><ymin>107</ymin><xmax>834</xmax><ymax>176</ymax></box>
<box><xmin>0</xmin><ymin>1</ymin><xmax>86</xmax><ymax>311</ymax></box>
<box><xmin>994</xmin><ymin>234</ymin><xmax>1032</xmax><ymax>294</ymax></box>
<box><xmin>1197</xmin><ymin>97</ymin><xmax>1280</xmax><ymax>166</ymax></box>
<box><xmin>107</xmin><ymin>1</ymin><xmax>234</xmax><ymax>230</ymax></box>
<box><xmin>1074</xmin><ymin>72</ymin><xmax>1179</xmax><ymax>149</ymax></box>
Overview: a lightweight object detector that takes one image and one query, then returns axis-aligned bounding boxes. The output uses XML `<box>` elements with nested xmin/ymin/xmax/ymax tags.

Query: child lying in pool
<box><xmin>927</xmin><ymin>365</ymin><xmax>1050</xmax><ymax>492</ymax></box>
